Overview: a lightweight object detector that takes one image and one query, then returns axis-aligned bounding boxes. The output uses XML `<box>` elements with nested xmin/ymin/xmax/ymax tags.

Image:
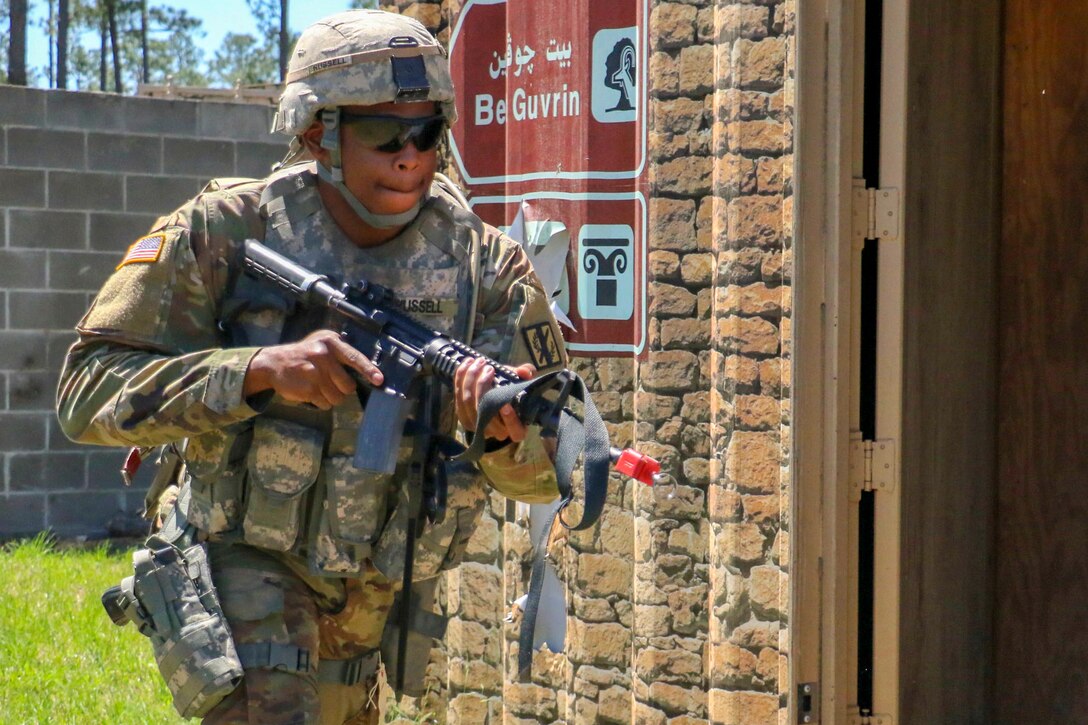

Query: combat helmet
<box><xmin>272</xmin><ymin>9</ymin><xmax>456</xmax><ymax>229</ymax></box>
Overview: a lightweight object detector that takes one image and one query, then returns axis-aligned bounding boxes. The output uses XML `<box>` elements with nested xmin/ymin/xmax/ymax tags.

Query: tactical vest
<box><xmin>180</xmin><ymin>164</ymin><xmax>488</xmax><ymax>581</ymax></box>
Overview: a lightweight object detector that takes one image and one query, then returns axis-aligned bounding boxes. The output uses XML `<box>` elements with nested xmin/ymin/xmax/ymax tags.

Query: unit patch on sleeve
<box><xmin>521</xmin><ymin>322</ymin><xmax>562</xmax><ymax>370</ymax></box>
<box><xmin>117</xmin><ymin>233</ymin><xmax>166</xmax><ymax>269</ymax></box>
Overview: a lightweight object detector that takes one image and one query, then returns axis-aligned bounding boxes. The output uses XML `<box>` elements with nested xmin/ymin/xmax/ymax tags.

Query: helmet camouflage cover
<box><xmin>272</xmin><ymin>9</ymin><xmax>457</xmax><ymax>136</ymax></box>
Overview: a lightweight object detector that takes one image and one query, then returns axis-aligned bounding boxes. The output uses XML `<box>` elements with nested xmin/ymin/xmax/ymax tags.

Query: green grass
<box><xmin>0</xmin><ymin>534</ymin><xmax>189</xmax><ymax>724</ymax></box>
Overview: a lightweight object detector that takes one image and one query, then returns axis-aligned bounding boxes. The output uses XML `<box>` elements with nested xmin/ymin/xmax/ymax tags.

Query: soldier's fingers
<box><xmin>328</xmin><ymin>336</ymin><xmax>383</xmax><ymax>387</ymax></box>
<box><xmin>460</xmin><ymin>358</ymin><xmax>488</xmax><ymax>430</ymax></box>
<box><xmin>500</xmin><ymin>404</ymin><xmax>527</xmax><ymax>442</ymax></box>
<box><xmin>514</xmin><ymin>363</ymin><xmax>536</xmax><ymax>380</ymax></box>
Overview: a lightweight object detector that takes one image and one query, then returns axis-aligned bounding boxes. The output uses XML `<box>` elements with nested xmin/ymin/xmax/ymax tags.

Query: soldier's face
<box><xmin>337</xmin><ymin>101</ymin><xmax>440</xmax><ymax>218</ymax></box>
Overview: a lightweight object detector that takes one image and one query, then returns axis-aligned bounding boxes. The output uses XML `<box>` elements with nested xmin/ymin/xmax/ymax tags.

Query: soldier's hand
<box><xmin>243</xmin><ymin>329</ymin><xmax>383</xmax><ymax>409</ymax></box>
<box><xmin>455</xmin><ymin>358</ymin><xmax>535</xmax><ymax>443</ymax></box>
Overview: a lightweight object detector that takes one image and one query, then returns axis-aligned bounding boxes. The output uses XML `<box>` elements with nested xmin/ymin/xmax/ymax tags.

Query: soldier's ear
<box><xmin>300</xmin><ymin>121</ymin><xmax>328</xmax><ymax>166</ymax></box>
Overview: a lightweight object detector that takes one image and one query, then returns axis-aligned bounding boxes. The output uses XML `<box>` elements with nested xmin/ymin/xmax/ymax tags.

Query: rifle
<box><xmin>241</xmin><ymin>239</ymin><xmax>664</xmax><ymax>683</ymax></box>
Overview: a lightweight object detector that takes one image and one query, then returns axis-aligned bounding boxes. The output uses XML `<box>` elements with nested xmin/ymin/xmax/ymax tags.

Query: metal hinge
<box><xmin>849</xmin><ymin>434</ymin><xmax>896</xmax><ymax>502</ymax></box>
<box><xmin>798</xmin><ymin>682</ymin><xmax>820</xmax><ymax>723</ymax></box>
<box><xmin>847</xmin><ymin>713</ymin><xmax>893</xmax><ymax>725</ymax></box>
<box><xmin>852</xmin><ymin>180</ymin><xmax>900</xmax><ymax>243</ymax></box>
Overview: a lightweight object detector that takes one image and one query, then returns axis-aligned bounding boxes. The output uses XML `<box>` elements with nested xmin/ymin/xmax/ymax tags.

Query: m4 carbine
<box><xmin>242</xmin><ymin>238</ymin><xmax>662</xmax><ymax>487</ymax></box>
<box><xmin>242</xmin><ymin>238</ymin><xmax>664</xmax><ymax>684</ymax></box>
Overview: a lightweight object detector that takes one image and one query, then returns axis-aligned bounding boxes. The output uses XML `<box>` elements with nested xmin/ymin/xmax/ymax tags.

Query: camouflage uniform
<box><xmin>56</xmin><ymin>11</ymin><xmax>566</xmax><ymax>724</ymax></box>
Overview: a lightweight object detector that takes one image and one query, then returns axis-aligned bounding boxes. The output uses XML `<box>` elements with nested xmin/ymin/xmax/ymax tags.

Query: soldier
<box><xmin>57</xmin><ymin>9</ymin><xmax>566</xmax><ymax>724</ymax></box>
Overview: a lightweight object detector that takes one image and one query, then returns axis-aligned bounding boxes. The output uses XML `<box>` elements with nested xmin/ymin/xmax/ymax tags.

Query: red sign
<box><xmin>449</xmin><ymin>0</ymin><xmax>647</xmax><ymax>185</ymax></box>
<box><xmin>471</xmin><ymin>192</ymin><xmax>647</xmax><ymax>356</ymax></box>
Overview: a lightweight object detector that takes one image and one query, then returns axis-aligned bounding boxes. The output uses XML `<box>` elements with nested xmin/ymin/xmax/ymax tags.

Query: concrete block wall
<box><xmin>0</xmin><ymin>86</ymin><xmax>286</xmax><ymax>538</ymax></box>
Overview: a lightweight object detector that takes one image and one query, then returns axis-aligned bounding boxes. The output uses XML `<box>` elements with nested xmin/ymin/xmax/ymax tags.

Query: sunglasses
<box><xmin>339</xmin><ymin>112</ymin><xmax>447</xmax><ymax>153</ymax></box>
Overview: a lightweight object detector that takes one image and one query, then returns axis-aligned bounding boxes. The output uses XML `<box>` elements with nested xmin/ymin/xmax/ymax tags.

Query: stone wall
<box><xmin>381</xmin><ymin>1</ymin><xmax>795</xmax><ymax>724</ymax></box>
<box><xmin>0</xmin><ymin>87</ymin><xmax>285</xmax><ymax>537</ymax></box>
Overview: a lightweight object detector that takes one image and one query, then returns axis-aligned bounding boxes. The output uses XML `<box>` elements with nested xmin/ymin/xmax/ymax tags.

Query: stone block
<box><xmin>722</xmin><ymin>522</ymin><xmax>766</xmax><ymax>565</ymax></box>
<box><xmin>164</xmin><ymin>137</ymin><xmax>238</xmax><ymax>177</ymax></box>
<box><xmin>89</xmin><ymin>211</ymin><xmax>159</xmax><ymax>252</ymax></box>
<box><xmin>0</xmin><ymin>168</ymin><xmax>46</xmax><ymax>207</ymax></box>
<box><xmin>9</xmin><ymin>209</ymin><xmax>87</xmax><ymax>250</ymax></box>
<box><xmin>750</xmin><ymin>565</ymin><xmax>787</xmax><ymax>619</ymax></box>
<box><xmin>7</xmin><ymin>127</ymin><xmax>86</xmax><ymax>170</ymax></box>
<box><xmin>718</xmin><ymin>4</ymin><xmax>771</xmax><ymax>41</ymax></box>
<box><xmin>654</xmin><ymin>155</ymin><xmax>712</xmax><ymax>197</ymax></box>
<box><xmin>577</xmin><ymin>552</ymin><xmax>633</xmax><ymax>597</ymax></box>
<box><xmin>0</xmin><ymin>249</ymin><xmax>46</xmax><ymax>289</ymax></box>
<box><xmin>650</xmin><ymin>282</ymin><xmax>697</xmax><ymax>317</ymax></box>
<box><xmin>451</xmin><ymin>561</ymin><xmax>502</xmax><ymax>621</ymax></box>
<box><xmin>87</xmin><ymin>132</ymin><xmax>162</xmax><ymax>173</ymax></box>
<box><xmin>725</xmin><ymin>120</ymin><xmax>785</xmax><ymax>157</ymax></box>
<box><xmin>717</xmin><ymin>316</ymin><xmax>780</xmax><ymax>356</ymax></box>
<box><xmin>643</xmin><ymin>350</ymin><xmax>699</xmax><ymax>393</ymax></box>
<box><xmin>650</xmin><ymin>198</ymin><xmax>697</xmax><ymax>252</ymax></box>
<box><xmin>0</xmin><ymin>494</ymin><xmax>46</xmax><ymax>535</ymax></box>
<box><xmin>651</xmin><ymin>3</ymin><xmax>697</xmax><ymax>50</ymax></box>
<box><xmin>598</xmin><ymin>685</ymin><xmax>632</xmax><ymax>723</ymax></box>
<box><xmin>680</xmin><ymin>253</ymin><xmax>714</xmax><ymax>286</ymax></box>
<box><xmin>726</xmin><ymin>431</ymin><xmax>781</xmax><ymax>494</ymax></box>
<box><xmin>708</xmin><ymin>689</ymin><xmax>779</xmax><ymax>725</ymax></box>
<box><xmin>650</xmin><ymin>51</ymin><xmax>680</xmax><ymax>98</ymax></box>
<box><xmin>599</xmin><ymin>507</ymin><xmax>634</xmax><ymax>556</ymax></box>
<box><xmin>653</xmin><ymin>97</ymin><xmax>705</xmax><ymax>136</ymax></box>
<box><xmin>0</xmin><ymin>412</ymin><xmax>47</xmax><ymax>451</ymax></box>
<box><xmin>682</xmin><ymin>458</ymin><xmax>710</xmax><ymax>486</ymax></box>
<box><xmin>635</xmin><ymin>646</ymin><xmax>703</xmax><ymax>684</ymax></box>
<box><xmin>504</xmin><ymin>682</ymin><xmax>557</xmax><ymax>720</ymax></box>
<box><xmin>679</xmin><ymin>44</ymin><xmax>715</xmax><ymax>95</ymax></box>
<box><xmin>9</xmin><ymin>290</ymin><xmax>88</xmax><ymax>331</ymax></box>
<box><xmin>568</xmin><ymin>620</ymin><xmax>630</xmax><ymax>666</ymax></box>
<box><xmin>736</xmin><ymin>395</ymin><xmax>781</xmax><ymax>430</ymax></box>
<box><xmin>732</xmin><ymin>38</ymin><xmax>787</xmax><ymax>92</ymax></box>
<box><xmin>48</xmin><ymin>171</ymin><xmax>123</xmax><ymax>210</ymax></box>
<box><xmin>648</xmin><ymin>681</ymin><xmax>706</xmax><ymax>716</ymax></box>
<box><xmin>660</xmin><ymin>318</ymin><xmax>710</xmax><ymax>349</ymax></box>
<box><xmin>125</xmin><ymin>175</ymin><xmax>203</xmax><ymax>213</ymax></box>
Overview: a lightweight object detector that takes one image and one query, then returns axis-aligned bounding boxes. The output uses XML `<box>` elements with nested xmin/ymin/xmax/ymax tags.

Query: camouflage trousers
<box><xmin>201</xmin><ymin>543</ymin><xmax>395</xmax><ymax>725</ymax></box>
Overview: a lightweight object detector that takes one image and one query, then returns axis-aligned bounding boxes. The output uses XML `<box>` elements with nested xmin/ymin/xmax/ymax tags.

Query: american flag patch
<box><xmin>117</xmin><ymin>233</ymin><xmax>166</xmax><ymax>268</ymax></box>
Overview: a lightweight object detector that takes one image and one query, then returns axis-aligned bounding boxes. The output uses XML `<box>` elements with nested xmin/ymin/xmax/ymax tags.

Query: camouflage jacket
<box><xmin>57</xmin><ymin>162</ymin><xmax>565</xmax><ymax>579</ymax></box>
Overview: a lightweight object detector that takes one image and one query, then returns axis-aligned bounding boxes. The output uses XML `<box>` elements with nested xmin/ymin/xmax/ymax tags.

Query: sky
<box><xmin>24</xmin><ymin>0</ymin><xmax>363</xmax><ymax>87</ymax></box>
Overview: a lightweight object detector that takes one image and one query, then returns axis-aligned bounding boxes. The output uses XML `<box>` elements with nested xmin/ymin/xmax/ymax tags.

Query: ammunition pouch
<box><xmin>101</xmin><ymin>535</ymin><xmax>243</xmax><ymax>718</ymax></box>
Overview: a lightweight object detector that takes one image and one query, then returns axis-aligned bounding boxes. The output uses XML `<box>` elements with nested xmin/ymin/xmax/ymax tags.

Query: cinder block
<box><xmin>0</xmin><ymin>168</ymin><xmax>46</xmax><ymax>208</ymax></box>
<box><xmin>0</xmin><ymin>86</ymin><xmax>47</xmax><ymax>127</ymax></box>
<box><xmin>235</xmin><ymin>142</ymin><xmax>284</xmax><ymax>178</ymax></box>
<box><xmin>46</xmin><ymin>490</ymin><xmax>128</xmax><ymax>536</ymax></box>
<box><xmin>124</xmin><ymin>96</ymin><xmax>199</xmax><ymax>136</ymax></box>
<box><xmin>9</xmin><ymin>370</ymin><xmax>58</xmax><ymax>411</ymax></box>
<box><xmin>164</xmin><ymin>137</ymin><xmax>237</xmax><ymax>178</ymax></box>
<box><xmin>89</xmin><ymin>211</ymin><xmax>159</xmax><ymax>252</ymax></box>
<box><xmin>0</xmin><ymin>332</ymin><xmax>44</xmax><ymax>371</ymax></box>
<box><xmin>48</xmin><ymin>171</ymin><xmax>124</xmax><ymax>210</ymax></box>
<box><xmin>87</xmin><ymin>132</ymin><xmax>162</xmax><ymax>173</ymax></box>
<box><xmin>0</xmin><ymin>249</ymin><xmax>47</xmax><ymax>289</ymax></box>
<box><xmin>0</xmin><ymin>412</ymin><xmax>47</xmax><ymax>451</ymax></box>
<box><xmin>125</xmin><ymin>174</ymin><xmax>202</xmax><ymax>213</ymax></box>
<box><xmin>7</xmin><ymin>127</ymin><xmax>86</xmax><ymax>170</ymax></box>
<box><xmin>8</xmin><ymin>209</ymin><xmax>87</xmax><ymax>249</ymax></box>
<box><xmin>47</xmin><ymin>90</ymin><xmax>127</xmax><ymax>131</ymax></box>
<box><xmin>9</xmin><ymin>290</ymin><xmax>88</xmax><ymax>331</ymax></box>
<box><xmin>0</xmin><ymin>494</ymin><xmax>47</xmax><ymax>536</ymax></box>
<box><xmin>9</xmin><ymin>451</ymin><xmax>86</xmax><ymax>492</ymax></box>
<box><xmin>49</xmin><ymin>250</ymin><xmax>119</xmax><ymax>292</ymax></box>
<box><xmin>198</xmin><ymin>101</ymin><xmax>278</xmax><ymax>142</ymax></box>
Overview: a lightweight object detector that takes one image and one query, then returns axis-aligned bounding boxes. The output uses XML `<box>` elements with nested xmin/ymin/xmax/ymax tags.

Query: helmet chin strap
<box><xmin>318</xmin><ymin>109</ymin><xmax>427</xmax><ymax>230</ymax></box>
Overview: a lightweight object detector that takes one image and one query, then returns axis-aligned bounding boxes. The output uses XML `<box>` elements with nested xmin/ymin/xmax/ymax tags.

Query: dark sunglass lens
<box><xmin>414</xmin><ymin>119</ymin><xmax>446</xmax><ymax>151</ymax></box>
